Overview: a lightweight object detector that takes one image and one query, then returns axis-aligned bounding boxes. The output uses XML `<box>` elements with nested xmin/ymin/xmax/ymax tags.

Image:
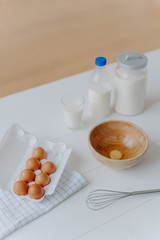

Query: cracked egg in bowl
<box><xmin>89</xmin><ymin>120</ymin><xmax>148</xmax><ymax>169</ymax></box>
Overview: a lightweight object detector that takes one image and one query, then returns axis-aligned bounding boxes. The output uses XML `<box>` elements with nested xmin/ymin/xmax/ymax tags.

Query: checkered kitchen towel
<box><xmin>0</xmin><ymin>169</ymin><xmax>87</xmax><ymax>239</ymax></box>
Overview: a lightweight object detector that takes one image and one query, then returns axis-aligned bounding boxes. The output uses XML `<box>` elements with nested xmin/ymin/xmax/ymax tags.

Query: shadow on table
<box><xmin>144</xmin><ymin>96</ymin><xmax>160</xmax><ymax>111</ymax></box>
<box><xmin>131</xmin><ymin>140</ymin><xmax>160</xmax><ymax>170</ymax></box>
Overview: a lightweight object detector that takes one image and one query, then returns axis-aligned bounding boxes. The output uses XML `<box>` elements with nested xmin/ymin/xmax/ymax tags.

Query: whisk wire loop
<box><xmin>86</xmin><ymin>189</ymin><xmax>131</xmax><ymax>210</ymax></box>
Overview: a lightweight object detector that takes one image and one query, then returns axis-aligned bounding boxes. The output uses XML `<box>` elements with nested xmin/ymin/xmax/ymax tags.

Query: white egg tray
<box><xmin>0</xmin><ymin>124</ymin><xmax>72</xmax><ymax>201</ymax></box>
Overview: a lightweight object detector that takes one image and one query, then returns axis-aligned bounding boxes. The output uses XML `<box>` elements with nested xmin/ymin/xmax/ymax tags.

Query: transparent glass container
<box><xmin>113</xmin><ymin>52</ymin><xmax>148</xmax><ymax>115</ymax></box>
<box><xmin>88</xmin><ymin>57</ymin><xmax>111</xmax><ymax>120</ymax></box>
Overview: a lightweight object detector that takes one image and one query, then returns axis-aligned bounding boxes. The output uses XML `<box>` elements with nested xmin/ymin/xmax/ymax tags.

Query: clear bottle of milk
<box><xmin>88</xmin><ymin>57</ymin><xmax>111</xmax><ymax>120</ymax></box>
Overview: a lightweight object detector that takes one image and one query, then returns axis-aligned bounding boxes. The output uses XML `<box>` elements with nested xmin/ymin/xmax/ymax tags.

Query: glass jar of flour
<box><xmin>113</xmin><ymin>52</ymin><xmax>148</xmax><ymax>115</ymax></box>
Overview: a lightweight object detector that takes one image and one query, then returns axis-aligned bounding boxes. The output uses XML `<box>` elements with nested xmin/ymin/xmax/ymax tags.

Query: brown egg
<box><xmin>13</xmin><ymin>180</ymin><xmax>28</xmax><ymax>196</ymax></box>
<box><xmin>28</xmin><ymin>184</ymin><xmax>45</xmax><ymax>199</ymax></box>
<box><xmin>32</xmin><ymin>147</ymin><xmax>47</xmax><ymax>161</ymax></box>
<box><xmin>35</xmin><ymin>172</ymin><xmax>50</xmax><ymax>187</ymax></box>
<box><xmin>20</xmin><ymin>169</ymin><xmax>35</xmax><ymax>183</ymax></box>
<box><xmin>26</xmin><ymin>158</ymin><xmax>41</xmax><ymax>171</ymax></box>
<box><xmin>41</xmin><ymin>161</ymin><xmax>56</xmax><ymax>175</ymax></box>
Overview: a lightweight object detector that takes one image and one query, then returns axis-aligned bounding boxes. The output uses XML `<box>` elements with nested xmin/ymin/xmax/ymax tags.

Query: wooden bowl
<box><xmin>89</xmin><ymin>120</ymin><xmax>148</xmax><ymax>169</ymax></box>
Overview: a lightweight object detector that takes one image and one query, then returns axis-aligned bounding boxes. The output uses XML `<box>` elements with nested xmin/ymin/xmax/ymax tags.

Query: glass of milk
<box><xmin>61</xmin><ymin>94</ymin><xmax>85</xmax><ymax>129</ymax></box>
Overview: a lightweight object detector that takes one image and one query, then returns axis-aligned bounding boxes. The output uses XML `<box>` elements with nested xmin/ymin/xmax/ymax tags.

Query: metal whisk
<box><xmin>86</xmin><ymin>188</ymin><xmax>160</xmax><ymax>210</ymax></box>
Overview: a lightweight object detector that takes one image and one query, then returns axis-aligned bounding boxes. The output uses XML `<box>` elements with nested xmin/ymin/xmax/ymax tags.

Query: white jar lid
<box><xmin>117</xmin><ymin>52</ymin><xmax>148</xmax><ymax>70</ymax></box>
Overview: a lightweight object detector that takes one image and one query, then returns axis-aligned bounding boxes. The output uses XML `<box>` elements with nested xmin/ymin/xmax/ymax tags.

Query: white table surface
<box><xmin>1</xmin><ymin>48</ymin><xmax>160</xmax><ymax>240</ymax></box>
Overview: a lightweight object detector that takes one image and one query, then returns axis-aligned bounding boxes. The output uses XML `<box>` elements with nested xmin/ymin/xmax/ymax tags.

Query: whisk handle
<box><xmin>132</xmin><ymin>189</ymin><xmax>160</xmax><ymax>195</ymax></box>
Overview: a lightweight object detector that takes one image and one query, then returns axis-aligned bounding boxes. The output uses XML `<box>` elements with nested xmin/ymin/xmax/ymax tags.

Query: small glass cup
<box><xmin>61</xmin><ymin>94</ymin><xmax>85</xmax><ymax>129</ymax></box>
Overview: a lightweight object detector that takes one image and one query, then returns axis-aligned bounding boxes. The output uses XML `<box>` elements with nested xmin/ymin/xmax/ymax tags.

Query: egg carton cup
<box><xmin>0</xmin><ymin>124</ymin><xmax>72</xmax><ymax>201</ymax></box>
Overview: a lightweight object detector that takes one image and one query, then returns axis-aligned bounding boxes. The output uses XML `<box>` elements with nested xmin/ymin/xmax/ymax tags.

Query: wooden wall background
<box><xmin>0</xmin><ymin>0</ymin><xmax>160</xmax><ymax>97</ymax></box>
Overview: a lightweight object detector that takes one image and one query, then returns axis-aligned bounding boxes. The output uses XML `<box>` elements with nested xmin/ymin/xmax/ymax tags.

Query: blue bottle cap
<box><xmin>95</xmin><ymin>57</ymin><xmax>107</xmax><ymax>66</ymax></box>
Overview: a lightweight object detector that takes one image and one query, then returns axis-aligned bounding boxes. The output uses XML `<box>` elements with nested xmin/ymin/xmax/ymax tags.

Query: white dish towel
<box><xmin>0</xmin><ymin>169</ymin><xmax>87</xmax><ymax>239</ymax></box>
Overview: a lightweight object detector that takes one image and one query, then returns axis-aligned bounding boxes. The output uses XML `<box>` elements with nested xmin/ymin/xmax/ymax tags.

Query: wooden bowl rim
<box><xmin>89</xmin><ymin>120</ymin><xmax>149</xmax><ymax>162</ymax></box>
